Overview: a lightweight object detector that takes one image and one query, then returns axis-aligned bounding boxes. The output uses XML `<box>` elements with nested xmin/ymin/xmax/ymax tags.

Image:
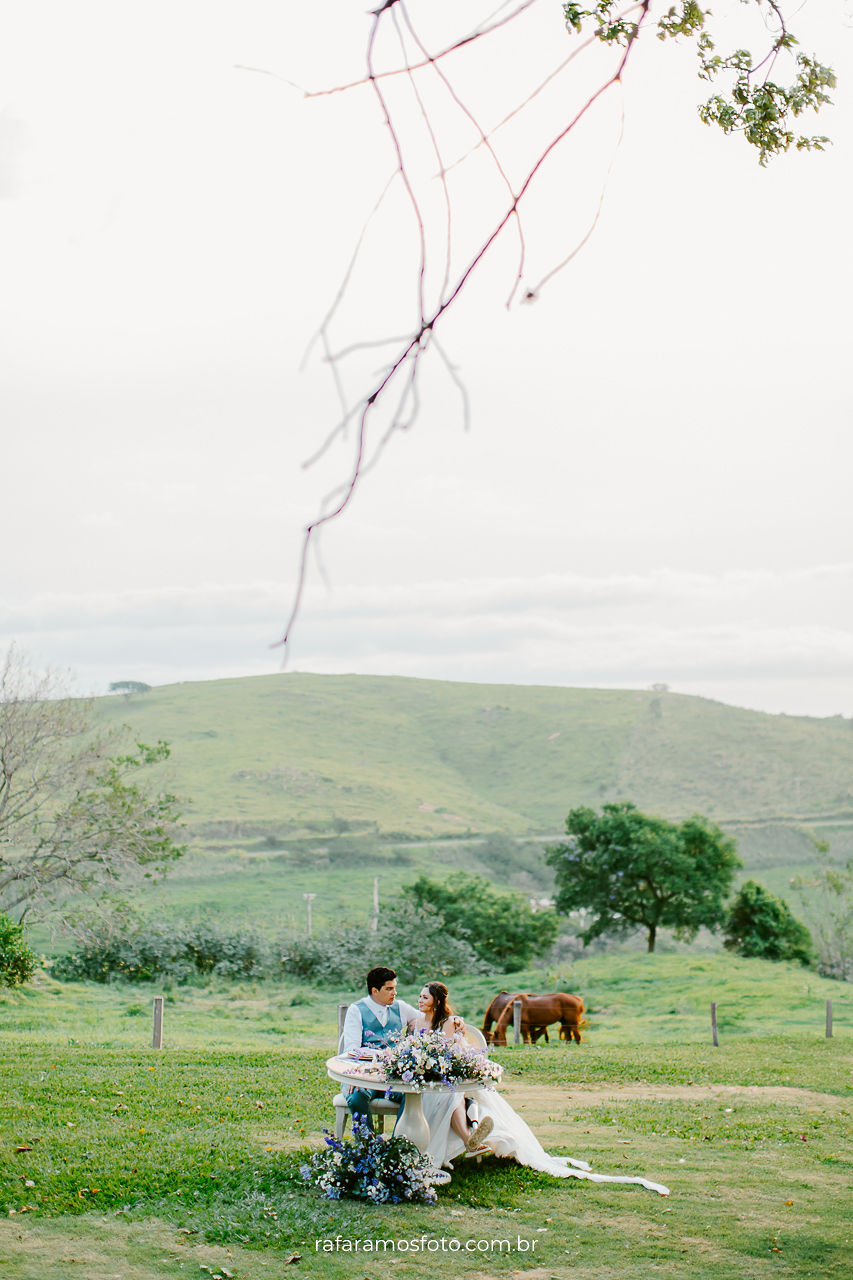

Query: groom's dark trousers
<box><xmin>347</xmin><ymin>1087</ymin><xmax>405</xmax><ymax>1133</ymax></box>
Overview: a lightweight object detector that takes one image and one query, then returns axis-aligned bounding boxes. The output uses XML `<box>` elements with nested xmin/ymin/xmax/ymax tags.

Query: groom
<box><xmin>341</xmin><ymin>965</ymin><xmax>418</xmax><ymax>1132</ymax></box>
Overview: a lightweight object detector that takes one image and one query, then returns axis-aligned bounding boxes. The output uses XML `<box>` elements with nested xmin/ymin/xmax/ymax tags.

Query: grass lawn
<box><xmin>2</xmin><ymin>955</ymin><xmax>852</xmax><ymax>1278</ymax></box>
<box><xmin>2</xmin><ymin>1037</ymin><xmax>851</xmax><ymax>1280</ymax></box>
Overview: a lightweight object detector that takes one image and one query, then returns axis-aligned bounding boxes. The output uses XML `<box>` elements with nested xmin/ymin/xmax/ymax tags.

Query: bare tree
<box><xmin>270</xmin><ymin>0</ymin><xmax>834</xmax><ymax>652</ymax></box>
<box><xmin>0</xmin><ymin>646</ymin><xmax>183</xmax><ymax>923</ymax></box>
<box><xmin>792</xmin><ymin>852</ymin><xmax>853</xmax><ymax>982</ymax></box>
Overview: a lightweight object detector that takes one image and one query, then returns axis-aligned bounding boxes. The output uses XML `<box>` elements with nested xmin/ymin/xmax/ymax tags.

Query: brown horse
<box><xmin>491</xmin><ymin>992</ymin><xmax>584</xmax><ymax>1045</ymax></box>
<box><xmin>481</xmin><ymin>991</ymin><xmax>550</xmax><ymax>1045</ymax></box>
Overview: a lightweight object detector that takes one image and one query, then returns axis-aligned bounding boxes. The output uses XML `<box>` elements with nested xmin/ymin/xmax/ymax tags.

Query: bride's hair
<box><xmin>426</xmin><ymin>981</ymin><xmax>453</xmax><ymax>1030</ymax></box>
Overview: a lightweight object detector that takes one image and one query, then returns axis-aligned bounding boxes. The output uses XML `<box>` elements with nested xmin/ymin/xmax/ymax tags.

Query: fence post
<box><xmin>512</xmin><ymin>998</ymin><xmax>522</xmax><ymax>1047</ymax></box>
<box><xmin>826</xmin><ymin>999</ymin><xmax>833</xmax><ymax>1039</ymax></box>
<box><xmin>152</xmin><ymin>996</ymin><xmax>164</xmax><ymax>1050</ymax></box>
<box><xmin>710</xmin><ymin>1001</ymin><xmax>718</xmax><ymax>1047</ymax></box>
<box><xmin>337</xmin><ymin>1003</ymin><xmax>349</xmax><ymax>1043</ymax></box>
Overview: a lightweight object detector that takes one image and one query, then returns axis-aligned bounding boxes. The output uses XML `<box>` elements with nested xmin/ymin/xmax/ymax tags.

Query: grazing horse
<box><xmin>491</xmin><ymin>992</ymin><xmax>584</xmax><ymax>1046</ymax></box>
<box><xmin>481</xmin><ymin>991</ymin><xmax>549</xmax><ymax>1045</ymax></box>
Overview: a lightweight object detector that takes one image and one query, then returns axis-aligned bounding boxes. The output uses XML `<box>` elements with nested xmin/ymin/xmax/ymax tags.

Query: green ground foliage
<box><xmin>2</xmin><ymin>951</ymin><xmax>851</xmax><ymax>1280</ymax></box>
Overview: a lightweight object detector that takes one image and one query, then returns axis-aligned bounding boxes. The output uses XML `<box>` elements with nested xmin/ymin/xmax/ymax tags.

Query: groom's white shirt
<box><xmin>341</xmin><ymin>993</ymin><xmax>418</xmax><ymax>1056</ymax></box>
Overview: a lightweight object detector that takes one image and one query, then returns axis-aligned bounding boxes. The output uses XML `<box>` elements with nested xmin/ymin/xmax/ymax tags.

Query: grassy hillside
<box><xmin>96</xmin><ymin>673</ymin><xmax>853</xmax><ymax>840</ymax></box>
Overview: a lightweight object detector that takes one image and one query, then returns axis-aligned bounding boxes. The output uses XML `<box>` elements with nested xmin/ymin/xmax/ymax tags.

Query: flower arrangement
<box><xmin>300</xmin><ymin>1120</ymin><xmax>443</xmax><ymax>1204</ymax></box>
<box><xmin>382</xmin><ymin>1029</ymin><xmax>503</xmax><ymax>1090</ymax></box>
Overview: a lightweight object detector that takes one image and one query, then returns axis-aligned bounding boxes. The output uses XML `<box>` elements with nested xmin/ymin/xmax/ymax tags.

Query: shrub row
<box><xmin>50</xmin><ymin>901</ymin><xmax>487</xmax><ymax>986</ymax></box>
<box><xmin>51</xmin><ymin>922</ymin><xmax>271</xmax><ymax>984</ymax></box>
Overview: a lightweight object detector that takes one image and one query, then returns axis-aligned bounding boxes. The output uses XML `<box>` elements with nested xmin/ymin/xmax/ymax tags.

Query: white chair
<box><xmin>460</xmin><ymin>1024</ymin><xmax>488</xmax><ymax>1051</ymax></box>
<box><xmin>332</xmin><ymin>1029</ymin><xmax>400</xmax><ymax>1140</ymax></box>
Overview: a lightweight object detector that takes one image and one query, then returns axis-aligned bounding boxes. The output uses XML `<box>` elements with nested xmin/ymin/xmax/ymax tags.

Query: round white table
<box><xmin>326</xmin><ymin>1055</ymin><xmax>482</xmax><ymax>1154</ymax></box>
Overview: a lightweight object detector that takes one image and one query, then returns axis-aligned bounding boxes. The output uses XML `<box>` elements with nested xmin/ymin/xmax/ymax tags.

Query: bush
<box><xmin>277</xmin><ymin>900</ymin><xmax>484</xmax><ymax>987</ymax></box>
<box><xmin>0</xmin><ymin>912</ymin><xmax>37</xmax><ymax>987</ymax></box>
<box><xmin>52</xmin><ymin>922</ymin><xmax>272</xmax><ymax>984</ymax></box>
<box><xmin>723</xmin><ymin>881</ymin><xmax>815</xmax><ymax>965</ymax></box>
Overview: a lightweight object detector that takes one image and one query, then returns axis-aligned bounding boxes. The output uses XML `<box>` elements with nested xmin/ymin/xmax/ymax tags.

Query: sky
<box><xmin>1</xmin><ymin>0</ymin><xmax>851</xmax><ymax>718</ymax></box>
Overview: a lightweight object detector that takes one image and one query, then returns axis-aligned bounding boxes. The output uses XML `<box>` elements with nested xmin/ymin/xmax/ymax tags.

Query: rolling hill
<box><xmin>96</xmin><ymin>672</ymin><xmax>853</xmax><ymax>841</ymax></box>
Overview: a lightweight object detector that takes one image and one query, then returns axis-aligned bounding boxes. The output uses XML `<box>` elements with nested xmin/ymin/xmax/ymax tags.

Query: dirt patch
<box><xmin>0</xmin><ymin>1216</ymin><xmax>259</xmax><ymax>1280</ymax></box>
<box><xmin>501</xmin><ymin>1081</ymin><xmax>847</xmax><ymax>1114</ymax></box>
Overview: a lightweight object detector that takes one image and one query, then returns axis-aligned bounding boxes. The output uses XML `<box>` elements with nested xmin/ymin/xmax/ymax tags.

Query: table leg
<box><xmin>394</xmin><ymin>1092</ymin><xmax>430</xmax><ymax>1153</ymax></box>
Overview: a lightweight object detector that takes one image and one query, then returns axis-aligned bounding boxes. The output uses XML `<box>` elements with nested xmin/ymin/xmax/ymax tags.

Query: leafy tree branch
<box><xmin>0</xmin><ymin>646</ymin><xmax>184</xmax><ymax>923</ymax></box>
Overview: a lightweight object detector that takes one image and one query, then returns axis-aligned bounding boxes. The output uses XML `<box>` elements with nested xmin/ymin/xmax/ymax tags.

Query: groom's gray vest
<box><xmin>357</xmin><ymin>998</ymin><xmax>403</xmax><ymax>1050</ymax></box>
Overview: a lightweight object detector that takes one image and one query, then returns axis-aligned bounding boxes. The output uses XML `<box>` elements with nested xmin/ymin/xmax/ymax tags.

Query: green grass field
<box><xmin>3</xmin><ymin>955</ymin><xmax>851</xmax><ymax>1279</ymax></box>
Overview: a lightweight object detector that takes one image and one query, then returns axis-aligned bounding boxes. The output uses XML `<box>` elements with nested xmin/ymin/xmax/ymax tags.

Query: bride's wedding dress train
<box><xmin>420</xmin><ymin>1088</ymin><xmax>670</xmax><ymax>1196</ymax></box>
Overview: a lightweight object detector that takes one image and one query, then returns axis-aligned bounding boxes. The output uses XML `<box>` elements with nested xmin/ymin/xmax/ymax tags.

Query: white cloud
<box><xmin>3</xmin><ymin>565</ymin><xmax>851</xmax><ymax>716</ymax></box>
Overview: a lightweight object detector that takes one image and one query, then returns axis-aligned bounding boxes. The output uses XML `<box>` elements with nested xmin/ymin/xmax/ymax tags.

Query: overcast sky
<box><xmin>1</xmin><ymin>0</ymin><xmax>851</xmax><ymax>717</ymax></box>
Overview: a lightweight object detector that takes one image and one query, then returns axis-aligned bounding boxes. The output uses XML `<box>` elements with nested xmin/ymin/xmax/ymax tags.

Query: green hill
<box><xmin>82</xmin><ymin>673</ymin><xmax>853</xmax><ymax>936</ymax></box>
<box><xmin>97</xmin><ymin>672</ymin><xmax>853</xmax><ymax>839</ymax></box>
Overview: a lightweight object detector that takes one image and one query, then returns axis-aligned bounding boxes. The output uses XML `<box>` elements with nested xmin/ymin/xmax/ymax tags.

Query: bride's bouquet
<box><xmin>382</xmin><ymin>1029</ymin><xmax>503</xmax><ymax>1089</ymax></box>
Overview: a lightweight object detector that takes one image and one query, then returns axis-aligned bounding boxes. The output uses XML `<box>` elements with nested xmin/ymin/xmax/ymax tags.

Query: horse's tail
<box><xmin>493</xmin><ymin>993</ymin><xmax>526</xmax><ymax>1043</ymax></box>
<box><xmin>559</xmin><ymin>993</ymin><xmax>585</xmax><ymax>1043</ymax></box>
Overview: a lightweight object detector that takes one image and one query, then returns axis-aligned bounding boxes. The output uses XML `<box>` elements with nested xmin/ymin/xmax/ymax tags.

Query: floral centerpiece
<box><xmin>382</xmin><ymin>1029</ymin><xmax>503</xmax><ymax>1090</ymax></box>
<box><xmin>300</xmin><ymin>1120</ymin><xmax>444</xmax><ymax>1204</ymax></box>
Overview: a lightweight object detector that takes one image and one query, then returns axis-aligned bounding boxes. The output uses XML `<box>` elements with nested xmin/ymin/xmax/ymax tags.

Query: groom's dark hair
<box><xmin>367</xmin><ymin>966</ymin><xmax>396</xmax><ymax>993</ymax></box>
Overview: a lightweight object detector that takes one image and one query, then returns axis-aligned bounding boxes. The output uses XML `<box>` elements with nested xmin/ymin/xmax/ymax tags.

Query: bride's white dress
<box><xmin>420</xmin><ymin>1087</ymin><xmax>670</xmax><ymax>1196</ymax></box>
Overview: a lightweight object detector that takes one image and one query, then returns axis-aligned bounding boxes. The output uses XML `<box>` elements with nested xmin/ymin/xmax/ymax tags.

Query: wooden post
<box><xmin>152</xmin><ymin>996</ymin><xmax>164</xmax><ymax>1050</ymax></box>
<box><xmin>710</xmin><ymin>1002</ymin><xmax>718</xmax><ymax>1047</ymax></box>
<box><xmin>337</xmin><ymin>1003</ymin><xmax>349</xmax><ymax>1043</ymax></box>
<box><xmin>370</xmin><ymin>876</ymin><xmax>379</xmax><ymax>934</ymax></box>
<box><xmin>512</xmin><ymin>998</ymin><xmax>522</xmax><ymax>1047</ymax></box>
<box><xmin>826</xmin><ymin>999</ymin><xmax>833</xmax><ymax>1039</ymax></box>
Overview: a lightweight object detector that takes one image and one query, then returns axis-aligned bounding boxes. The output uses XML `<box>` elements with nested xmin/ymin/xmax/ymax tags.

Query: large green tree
<box><xmin>723</xmin><ymin>880</ymin><xmax>814</xmax><ymax>965</ymax></box>
<box><xmin>400</xmin><ymin>872</ymin><xmax>559</xmax><ymax>971</ymax></box>
<box><xmin>546</xmin><ymin>802</ymin><xmax>740</xmax><ymax>952</ymax></box>
<box><xmin>0</xmin><ymin>647</ymin><xmax>184</xmax><ymax>923</ymax></box>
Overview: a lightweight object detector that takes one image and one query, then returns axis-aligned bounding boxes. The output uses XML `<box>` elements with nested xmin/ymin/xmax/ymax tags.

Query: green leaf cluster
<box><xmin>723</xmin><ymin>879</ymin><xmax>814</xmax><ymax>965</ymax></box>
<box><xmin>0</xmin><ymin>910</ymin><xmax>36</xmax><ymax>987</ymax></box>
<box><xmin>545</xmin><ymin>801</ymin><xmax>741</xmax><ymax>952</ymax></box>
<box><xmin>563</xmin><ymin>0</ymin><xmax>835</xmax><ymax>164</ymax></box>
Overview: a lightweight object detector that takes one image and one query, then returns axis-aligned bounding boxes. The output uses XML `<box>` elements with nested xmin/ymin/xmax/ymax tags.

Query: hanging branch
<box><xmin>271</xmin><ymin>0</ymin><xmax>833</xmax><ymax>654</ymax></box>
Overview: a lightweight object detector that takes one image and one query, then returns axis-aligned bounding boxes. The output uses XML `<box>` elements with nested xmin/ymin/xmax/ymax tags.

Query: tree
<box><xmin>545</xmin><ymin>801</ymin><xmax>740</xmax><ymax>952</ymax></box>
<box><xmin>278</xmin><ymin>899</ymin><xmax>484</xmax><ymax>986</ymax></box>
<box><xmin>0</xmin><ymin>911</ymin><xmax>36</xmax><ymax>987</ymax></box>
<box><xmin>400</xmin><ymin>872</ymin><xmax>559</xmax><ymax>970</ymax></box>
<box><xmin>723</xmin><ymin>880</ymin><xmax>814</xmax><ymax>965</ymax></box>
<box><xmin>0</xmin><ymin>647</ymin><xmax>184</xmax><ymax>923</ymax></box>
<box><xmin>791</xmin><ymin>856</ymin><xmax>853</xmax><ymax>982</ymax></box>
<box><xmin>108</xmin><ymin>681</ymin><xmax>152</xmax><ymax>701</ymax></box>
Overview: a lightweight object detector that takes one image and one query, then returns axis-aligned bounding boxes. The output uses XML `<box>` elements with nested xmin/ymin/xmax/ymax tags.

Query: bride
<box><xmin>411</xmin><ymin>981</ymin><xmax>670</xmax><ymax>1196</ymax></box>
<box><xmin>409</xmin><ymin>982</ymin><xmax>495</xmax><ymax>1157</ymax></box>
